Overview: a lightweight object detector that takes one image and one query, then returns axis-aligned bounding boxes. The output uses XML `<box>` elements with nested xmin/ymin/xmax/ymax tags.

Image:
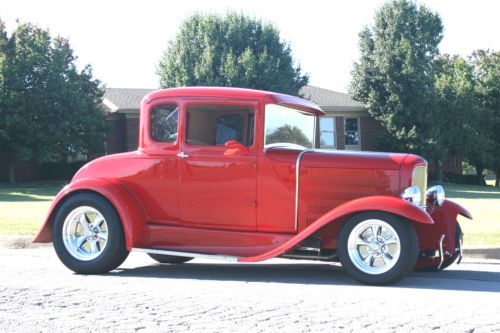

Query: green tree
<box><xmin>470</xmin><ymin>50</ymin><xmax>500</xmax><ymax>186</ymax></box>
<box><xmin>266</xmin><ymin>124</ymin><xmax>312</xmax><ymax>147</ymax></box>
<box><xmin>433</xmin><ymin>55</ymin><xmax>477</xmax><ymax>181</ymax></box>
<box><xmin>0</xmin><ymin>21</ymin><xmax>105</xmax><ymax>184</ymax></box>
<box><xmin>349</xmin><ymin>0</ymin><xmax>443</xmax><ymax>158</ymax></box>
<box><xmin>157</xmin><ymin>12</ymin><xmax>308</xmax><ymax>96</ymax></box>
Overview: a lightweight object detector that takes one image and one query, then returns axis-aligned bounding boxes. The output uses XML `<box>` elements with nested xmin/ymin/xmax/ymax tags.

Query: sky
<box><xmin>1</xmin><ymin>0</ymin><xmax>499</xmax><ymax>93</ymax></box>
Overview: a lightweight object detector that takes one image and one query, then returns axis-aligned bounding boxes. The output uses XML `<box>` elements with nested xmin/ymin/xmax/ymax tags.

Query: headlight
<box><xmin>426</xmin><ymin>185</ymin><xmax>445</xmax><ymax>206</ymax></box>
<box><xmin>401</xmin><ymin>185</ymin><xmax>422</xmax><ymax>206</ymax></box>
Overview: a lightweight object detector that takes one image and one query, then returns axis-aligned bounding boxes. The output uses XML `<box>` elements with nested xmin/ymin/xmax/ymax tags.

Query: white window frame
<box><xmin>319</xmin><ymin>116</ymin><xmax>336</xmax><ymax>149</ymax></box>
<box><xmin>344</xmin><ymin>117</ymin><xmax>361</xmax><ymax>151</ymax></box>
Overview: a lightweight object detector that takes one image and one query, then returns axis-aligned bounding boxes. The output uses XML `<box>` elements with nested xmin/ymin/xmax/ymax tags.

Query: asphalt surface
<box><xmin>0</xmin><ymin>248</ymin><xmax>499</xmax><ymax>332</ymax></box>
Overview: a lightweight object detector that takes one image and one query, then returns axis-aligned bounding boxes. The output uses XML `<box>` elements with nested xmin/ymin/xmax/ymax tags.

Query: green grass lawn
<box><xmin>0</xmin><ymin>182</ymin><xmax>66</xmax><ymax>235</ymax></box>
<box><xmin>0</xmin><ymin>181</ymin><xmax>498</xmax><ymax>246</ymax></box>
<box><xmin>444</xmin><ymin>181</ymin><xmax>500</xmax><ymax>246</ymax></box>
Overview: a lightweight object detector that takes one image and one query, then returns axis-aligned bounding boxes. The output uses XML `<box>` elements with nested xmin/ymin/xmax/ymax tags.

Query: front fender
<box><xmin>33</xmin><ymin>178</ymin><xmax>149</xmax><ymax>250</ymax></box>
<box><xmin>440</xmin><ymin>199</ymin><xmax>472</xmax><ymax>220</ymax></box>
<box><xmin>415</xmin><ymin>199</ymin><xmax>473</xmax><ymax>268</ymax></box>
<box><xmin>239</xmin><ymin>196</ymin><xmax>432</xmax><ymax>262</ymax></box>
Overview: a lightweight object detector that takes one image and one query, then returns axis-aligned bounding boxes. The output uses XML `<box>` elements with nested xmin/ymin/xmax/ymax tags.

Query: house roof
<box><xmin>299</xmin><ymin>85</ymin><xmax>366</xmax><ymax>111</ymax></box>
<box><xmin>103</xmin><ymin>88</ymin><xmax>154</xmax><ymax>112</ymax></box>
<box><xmin>103</xmin><ymin>85</ymin><xmax>366</xmax><ymax>113</ymax></box>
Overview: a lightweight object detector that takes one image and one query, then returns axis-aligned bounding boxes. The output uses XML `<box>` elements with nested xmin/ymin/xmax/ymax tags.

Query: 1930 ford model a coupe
<box><xmin>34</xmin><ymin>87</ymin><xmax>472</xmax><ymax>284</ymax></box>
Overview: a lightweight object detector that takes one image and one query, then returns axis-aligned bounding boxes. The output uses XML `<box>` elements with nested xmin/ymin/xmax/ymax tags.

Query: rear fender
<box><xmin>239</xmin><ymin>196</ymin><xmax>432</xmax><ymax>262</ymax></box>
<box><xmin>33</xmin><ymin>178</ymin><xmax>148</xmax><ymax>250</ymax></box>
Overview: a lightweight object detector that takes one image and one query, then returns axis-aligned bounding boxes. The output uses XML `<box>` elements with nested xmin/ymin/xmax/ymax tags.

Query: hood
<box><xmin>301</xmin><ymin>149</ymin><xmax>406</xmax><ymax>170</ymax></box>
<box><xmin>264</xmin><ymin>148</ymin><xmax>406</xmax><ymax>170</ymax></box>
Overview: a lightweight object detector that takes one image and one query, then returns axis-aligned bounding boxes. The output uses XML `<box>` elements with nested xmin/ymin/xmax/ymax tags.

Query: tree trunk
<box><xmin>496</xmin><ymin>170</ymin><xmax>500</xmax><ymax>187</ymax></box>
<box><xmin>435</xmin><ymin>158</ymin><xmax>443</xmax><ymax>184</ymax></box>
<box><xmin>475</xmin><ymin>165</ymin><xmax>484</xmax><ymax>186</ymax></box>
<box><xmin>8</xmin><ymin>157</ymin><xmax>16</xmax><ymax>185</ymax></box>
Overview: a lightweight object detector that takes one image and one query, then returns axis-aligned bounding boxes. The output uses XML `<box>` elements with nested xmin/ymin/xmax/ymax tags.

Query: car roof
<box><xmin>143</xmin><ymin>87</ymin><xmax>325</xmax><ymax>116</ymax></box>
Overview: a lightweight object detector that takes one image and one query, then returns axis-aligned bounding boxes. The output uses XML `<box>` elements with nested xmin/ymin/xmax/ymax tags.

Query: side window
<box><xmin>186</xmin><ymin>104</ymin><xmax>254</xmax><ymax>147</ymax></box>
<box><xmin>215</xmin><ymin>115</ymin><xmax>243</xmax><ymax>145</ymax></box>
<box><xmin>151</xmin><ymin>104</ymin><xmax>178</xmax><ymax>142</ymax></box>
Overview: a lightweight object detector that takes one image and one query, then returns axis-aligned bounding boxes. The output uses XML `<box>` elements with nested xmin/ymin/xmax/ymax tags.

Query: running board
<box><xmin>132</xmin><ymin>247</ymin><xmax>239</xmax><ymax>262</ymax></box>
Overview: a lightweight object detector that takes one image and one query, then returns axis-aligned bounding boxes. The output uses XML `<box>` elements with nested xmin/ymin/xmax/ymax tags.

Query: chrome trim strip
<box><xmin>133</xmin><ymin>248</ymin><xmax>239</xmax><ymax>262</ymax></box>
<box><xmin>437</xmin><ymin>234</ymin><xmax>446</xmax><ymax>270</ymax></box>
<box><xmin>457</xmin><ymin>237</ymin><xmax>463</xmax><ymax>265</ymax></box>
<box><xmin>295</xmin><ymin>148</ymin><xmax>314</xmax><ymax>231</ymax></box>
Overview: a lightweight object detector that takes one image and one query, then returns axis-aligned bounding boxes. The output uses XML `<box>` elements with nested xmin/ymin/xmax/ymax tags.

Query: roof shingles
<box><xmin>103</xmin><ymin>86</ymin><xmax>365</xmax><ymax>112</ymax></box>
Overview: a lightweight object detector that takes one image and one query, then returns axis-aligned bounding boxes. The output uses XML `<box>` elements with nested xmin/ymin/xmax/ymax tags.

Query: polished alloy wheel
<box><xmin>62</xmin><ymin>206</ymin><xmax>109</xmax><ymax>261</ymax></box>
<box><xmin>347</xmin><ymin>219</ymin><xmax>401</xmax><ymax>275</ymax></box>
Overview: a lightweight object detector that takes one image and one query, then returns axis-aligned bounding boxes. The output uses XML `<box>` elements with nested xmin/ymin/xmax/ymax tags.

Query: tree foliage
<box><xmin>432</xmin><ymin>55</ymin><xmax>478</xmax><ymax>179</ymax></box>
<box><xmin>0</xmin><ymin>20</ymin><xmax>105</xmax><ymax>183</ymax></box>
<box><xmin>469</xmin><ymin>50</ymin><xmax>500</xmax><ymax>185</ymax></box>
<box><xmin>349</xmin><ymin>0</ymin><xmax>443</xmax><ymax>153</ymax></box>
<box><xmin>266</xmin><ymin>124</ymin><xmax>312</xmax><ymax>147</ymax></box>
<box><xmin>157</xmin><ymin>12</ymin><xmax>308</xmax><ymax>96</ymax></box>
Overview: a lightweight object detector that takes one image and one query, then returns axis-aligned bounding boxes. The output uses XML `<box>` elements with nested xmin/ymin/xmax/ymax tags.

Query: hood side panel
<box><xmin>297</xmin><ymin>151</ymin><xmax>402</xmax><ymax>230</ymax></box>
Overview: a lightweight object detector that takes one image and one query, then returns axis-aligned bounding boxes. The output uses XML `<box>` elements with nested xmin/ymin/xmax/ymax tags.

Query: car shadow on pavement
<box><xmin>109</xmin><ymin>262</ymin><xmax>500</xmax><ymax>292</ymax></box>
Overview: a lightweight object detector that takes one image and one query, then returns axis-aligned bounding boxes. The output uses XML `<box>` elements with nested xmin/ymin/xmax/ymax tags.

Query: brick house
<box><xmin>102</xmin><ymin>86</ymin><xmax>461</xmax><ymax>174</ymax></box>
<box><xmin>102</xmin><ymin>86</ymin><xmax>387</xmax><ymax>154</ymax></box>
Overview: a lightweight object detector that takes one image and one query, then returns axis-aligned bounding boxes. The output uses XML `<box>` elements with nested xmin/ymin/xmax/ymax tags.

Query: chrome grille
<box><xmin>412</xmin><ymin>166</ymin><xmax>428</xmax><ymax>206</ymax></box>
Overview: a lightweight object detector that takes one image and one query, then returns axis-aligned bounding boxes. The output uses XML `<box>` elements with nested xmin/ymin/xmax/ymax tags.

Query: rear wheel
<box><xmin>148</xmin><ymin>253</ymin><xmax>193</xmax><ymax>264</ymax></box>
<box><xmin>52</xmin><ymin>193</ymin><xmax>129</xmax><ymax>274</ymax></box>
<box><xmin>338</xmin><ymin>212</ymin><xmax>419</xmax><ymax>285</ymax></box>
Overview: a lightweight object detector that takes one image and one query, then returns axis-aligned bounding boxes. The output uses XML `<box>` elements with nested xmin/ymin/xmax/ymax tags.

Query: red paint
<box><xmin>415</xmin><ymin>199</ymin><xmax>472</xmax><ymax>268</ymax></box>
<box><xmin>34</xmin><ymin>87</ymin><xmax>470</xmax><ymax>266</ymax></box>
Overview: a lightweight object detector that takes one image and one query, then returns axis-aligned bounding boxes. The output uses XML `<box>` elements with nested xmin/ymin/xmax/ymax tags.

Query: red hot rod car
<box><xmin>34</xmin><ymin>87</ymin><xmax>472</xmax><ymax>284</ymax></box>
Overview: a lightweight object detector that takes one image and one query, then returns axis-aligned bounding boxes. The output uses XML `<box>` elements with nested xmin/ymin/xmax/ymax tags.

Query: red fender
<box><xmin>239</xmin><ymin>195</ymin><xmax>433</xmax><ymax>262</ymax></box>
<box><xmin>33</xmin><ymin>178</ymin><xmax>149</xmax><ymax>250</ymax></box>
<box><xmin>442</xmin><ymin>200</ymin><xmax>473</xmax><ymax>220</ymax></box>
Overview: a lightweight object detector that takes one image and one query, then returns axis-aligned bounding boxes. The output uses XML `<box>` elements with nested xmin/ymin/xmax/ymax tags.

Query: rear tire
<box><xmin>52</xmin><ymin>193</ymin><xmax>129</xmax><ymax>274</ymax></box>
<box><xmin>337</xmin><ymin>212</ymin><xmax>419</xmax><ymax>285</ymax></box>
<box><xmin>148</xmin><ymin>253</ymin><xmax>193</xmax><ymax>264</ymax></box>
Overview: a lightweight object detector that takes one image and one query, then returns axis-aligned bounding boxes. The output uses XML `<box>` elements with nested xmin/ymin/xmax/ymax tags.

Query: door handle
<box><xmin>177</xmin><ymin>152</ymin><xmax>189</xmax><ymax>158</ymax></box>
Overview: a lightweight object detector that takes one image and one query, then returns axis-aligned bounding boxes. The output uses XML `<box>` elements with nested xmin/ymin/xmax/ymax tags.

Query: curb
<box><xmin>462</xmin><ymin>246</ymin><xmax>500</xmax><ymax>261</ymax></box>
<box><xmin>1</xmin><ymin>235</ymin><xmax>499</xmax><ymax>260</ymax></box>
<box><xmin>0</xmin><ymin>236</ymin><xmax>51</xmax><ymax>249</ymax></box>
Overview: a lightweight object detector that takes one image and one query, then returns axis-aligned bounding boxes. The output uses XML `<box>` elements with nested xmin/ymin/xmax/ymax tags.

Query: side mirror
<box><xmin>224</xmin><ymin>140</ymin><xmax>250</xmax><ymax>155</ymax></box>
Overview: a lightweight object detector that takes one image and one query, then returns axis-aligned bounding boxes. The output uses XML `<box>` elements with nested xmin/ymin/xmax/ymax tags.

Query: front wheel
<box><xmin>338</xmin><ymin>212</ymin><xmax>419</xmax><ymax>285</ymax></box>
<box><xmin>52</xmin><ymin>193</ymin><xmax>129</xmax><ymax>274</ymax></box>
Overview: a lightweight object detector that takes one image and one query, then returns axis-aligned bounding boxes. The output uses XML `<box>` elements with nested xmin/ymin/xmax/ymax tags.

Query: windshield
<box><xmin>264</xmin><ymin>104</ymin><xmax>316</xmax><ymax>148</ymax></box>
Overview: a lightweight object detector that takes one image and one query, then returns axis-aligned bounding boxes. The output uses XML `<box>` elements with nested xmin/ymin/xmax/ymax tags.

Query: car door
<box><xmin>177</xmin><ymin>101</ymin><xmax>257</xmax><ymax>231</ymax></box>
<box><xmin>119</xmin><ymin>102</ymin><xmax>181</xmax><ymax>226</ymax></box>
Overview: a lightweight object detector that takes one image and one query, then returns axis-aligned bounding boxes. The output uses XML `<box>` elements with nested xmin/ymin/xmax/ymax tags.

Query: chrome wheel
<box><xmin>62</xmin><ymin>206</ymin><xmax>108</xmax><ymax>261</ymax></box>
<box><xmin>347</xmin><ymin>219</ymin><xmax>401</xmax><ymax>275</ymax></box>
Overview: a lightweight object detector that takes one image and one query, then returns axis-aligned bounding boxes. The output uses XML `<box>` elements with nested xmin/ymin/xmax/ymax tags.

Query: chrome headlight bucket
<box><xmin>426</xmin><ymin>185</ymin><xmax>445</xmax><ymax>206</ymax></box>
<box><xmin>401</xmin><ymin>185</ymin><xmax>422</xmax><ymax>206</ymax></box>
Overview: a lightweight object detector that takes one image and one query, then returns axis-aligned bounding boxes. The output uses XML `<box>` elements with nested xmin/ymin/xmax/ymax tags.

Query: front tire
<box><xmin>338</xmin><ymin>212</ymin><xmax>419</xmax><ymax>285</ymax></box>
<box><xmin>52</xmin><ymin>193</ymin><xmax>129</xmax><ymax>274</ymax></box>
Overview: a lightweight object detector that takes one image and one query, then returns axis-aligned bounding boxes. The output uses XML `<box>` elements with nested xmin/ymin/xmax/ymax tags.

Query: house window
<box><xmin>319</xmin><ymin>116</ymin><xmax>336</xmax><ymax>149</ymax></box>
<box><xmin>344</xmin><ymin>117</ymin><xmax>360</xmax><ymax>150</ymax></box>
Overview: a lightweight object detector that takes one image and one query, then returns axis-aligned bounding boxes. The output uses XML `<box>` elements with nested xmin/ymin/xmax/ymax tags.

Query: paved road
<box><xmin>0</xmin><ymin>248</ymin><xmax>499</xmax><ymax>332</ymax></box>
